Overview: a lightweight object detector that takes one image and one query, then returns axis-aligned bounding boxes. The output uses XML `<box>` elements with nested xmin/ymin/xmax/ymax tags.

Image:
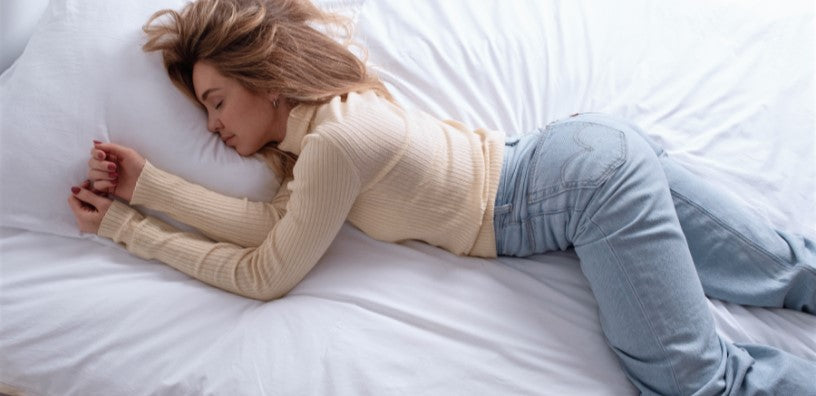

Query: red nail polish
<box><xmin>108</xmin><ymin>163</ymin><xmax>116</xmax><ymax>171</ymax></box>
<box><xmin>109</xmin><ymin>172</ymin><xmax>118</xmax><ymax>178</ymax></box>
<box><xmin>71</xmin><ymin>187</ymin><xmax>80</xmax><ymax>194</ymax></box>
<box><xmin>93</xmin><ymin>140</ymin><xmax>101</xmax><ymax>145</ymax></box>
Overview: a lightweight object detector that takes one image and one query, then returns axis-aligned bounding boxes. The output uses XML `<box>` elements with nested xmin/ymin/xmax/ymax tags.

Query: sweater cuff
<box><xmin>98</xmin><ymin>199</ymin><xmax>143</xmax><ymax>244</ymax></box>
<box><xmin>130</xmin><ymin>160</ymin><xmax>176</xmax><ymax>211</ymax></box>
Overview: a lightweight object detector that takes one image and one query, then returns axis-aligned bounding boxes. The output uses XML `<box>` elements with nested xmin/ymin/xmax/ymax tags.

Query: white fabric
<box><xmin>0</xmin><ymin>0</ymin><xmax>50</xmax><ymax>72</ymax></box>
<box><xmin>2</xmin><ymin>226</ymin><xmax>816</xmax><ymax>395</ymax></box>
<box><xmin>1</xmin><ymin>0</ymin><xmax>814</xmax><ymax>395</ymax></box>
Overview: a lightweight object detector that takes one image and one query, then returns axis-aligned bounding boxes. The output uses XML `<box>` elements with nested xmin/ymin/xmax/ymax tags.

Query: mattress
<box><xmin>1</xmin><ymin>0</ymin><xmax>814</xmax><ymax>395</ymax></box>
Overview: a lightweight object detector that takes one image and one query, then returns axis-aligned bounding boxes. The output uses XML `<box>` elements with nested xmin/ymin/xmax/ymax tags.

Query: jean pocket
<box><xmin>528</xmin><ymin>121</ymin><xmax>627</xmax><ymax>204</ymax></box>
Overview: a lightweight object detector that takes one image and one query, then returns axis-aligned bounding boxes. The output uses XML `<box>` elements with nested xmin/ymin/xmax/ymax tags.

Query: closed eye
<box><xmin>215</xmin><ymin>101</ymin><xmax>223</xmax><ymax>110</ymax></box>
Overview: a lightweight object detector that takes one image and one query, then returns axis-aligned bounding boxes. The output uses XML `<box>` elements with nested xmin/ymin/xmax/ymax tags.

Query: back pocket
<box><xmin>528</xmin><ymin>121</ymin><xmax>627</xmax><ymax>204</ymax></box>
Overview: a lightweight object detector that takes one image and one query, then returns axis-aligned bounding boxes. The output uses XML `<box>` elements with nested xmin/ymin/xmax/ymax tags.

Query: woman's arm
<box><xmin>97</xmin><ymin>135</ymin><xmax>361</xmax><ymax>301</ymax></box>
<box><xmin>88</xmin><ymin>142</ymin><xmax>289</xmax><ymax>248</ymax></box>
<box><xmin>130</xmin><ymin>161</ymin><xmax>292</xmax><ymax>248</ymax></box>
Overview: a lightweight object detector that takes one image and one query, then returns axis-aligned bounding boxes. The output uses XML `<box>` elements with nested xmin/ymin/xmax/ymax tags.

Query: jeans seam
<box><xmin>500</xmin><ymin>206</ymin><xmax>580</xmax><ymax>228</ymax></box>
<box><xmin>799</xmin><ymin>262</ymin><xmax>816</xmax><ymax>277</ymax></box>
<box><xmin>583</xmin><ymin>215</ymin><xmax>684</xmax><ymax>394</ymax></box>
<box><xmin>526</xmin><ymin>218</ymin><xmax>536</xmax><ymax>250</ymax></box>
<box><xmin>669</xmin><ymin>189</ymin><xmax>792</xmax><ymax>271</ymax></box>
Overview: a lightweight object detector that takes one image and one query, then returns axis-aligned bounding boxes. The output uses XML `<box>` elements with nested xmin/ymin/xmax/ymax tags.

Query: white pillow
<box><xmin>0</xmin><ymin>0</ymin><xmax>282</xmax><ymax>237</ymax></box>
<box><xmin>0</xmin><ymin>0</ymin><xmax>50</xmax><ymax>73</ymax></box>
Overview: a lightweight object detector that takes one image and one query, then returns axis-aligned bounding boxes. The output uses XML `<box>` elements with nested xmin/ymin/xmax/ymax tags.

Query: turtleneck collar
<box><xmin>278</xmin><ymin>102</ymin><xmax>318</xmax><ymax>156</ymax></box>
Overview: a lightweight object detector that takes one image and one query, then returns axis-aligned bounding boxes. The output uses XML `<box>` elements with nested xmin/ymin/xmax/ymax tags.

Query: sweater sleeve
<box><xmin>128</xmin><ymin>161</ymin><xmax>292</xmax><ymax>248</ymax></box>
<box><xmin>97</xmin><ymin>135</ymin><xmax>361</xmax><ymax>301</ymax></box>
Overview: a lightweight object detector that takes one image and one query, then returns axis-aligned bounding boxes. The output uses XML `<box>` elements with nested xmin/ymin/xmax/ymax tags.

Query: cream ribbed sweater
<box><xmin>98</xmin><ymin>91</ymin><xmax>505</xmax><ymax>301</ymax></box>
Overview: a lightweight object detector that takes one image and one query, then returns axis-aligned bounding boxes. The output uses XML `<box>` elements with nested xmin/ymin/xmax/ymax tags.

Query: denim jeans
<box><xmin>493</xmin><ymin>113</ymin><xmax>816</xmax><ymax>395</ymax></box>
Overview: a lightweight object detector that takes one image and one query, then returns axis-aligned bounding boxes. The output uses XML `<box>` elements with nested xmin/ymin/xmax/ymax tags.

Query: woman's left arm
<box><xmin>72</xmin><ymin>135</ymin><xmax>361</xmax><ymax>301</ymax></box>
<box><xmin>129</xmin><ymin>161</ymin><xmax>294</xmax><ymax>248</ymax></box>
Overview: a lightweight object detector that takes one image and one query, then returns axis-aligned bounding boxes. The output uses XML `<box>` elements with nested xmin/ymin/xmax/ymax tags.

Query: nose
<box><xmin>207</xmin><ymin>114</ymin><xmax>223</xmax><ymax>134</ymax></box>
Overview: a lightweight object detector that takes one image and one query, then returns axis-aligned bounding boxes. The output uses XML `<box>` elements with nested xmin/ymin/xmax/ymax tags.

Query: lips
<box><xmin>222</xmin><ymin>135</ymin><xmax>235</xmax><ymax>144</ymax></box>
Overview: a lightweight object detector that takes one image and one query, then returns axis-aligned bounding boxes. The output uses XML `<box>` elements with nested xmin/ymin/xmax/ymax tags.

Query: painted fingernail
<box><xmin>71</xmin><ymin>187</ymin><xmax>80</xmax><ymax>194</ymax></box>
<box><xmin>108</xmin><ymin>163</ymin><xmax>116</xmax><ymax>171</ymax></box>
<box><xmin>93</xmin><ymin>140</ymin><xmax>101</xmax><ymax>145</ymax></box>
<box><xmin>109</xmin><ymin>172</ymin><xmax>118</xmax><ymax>178</ymax></box>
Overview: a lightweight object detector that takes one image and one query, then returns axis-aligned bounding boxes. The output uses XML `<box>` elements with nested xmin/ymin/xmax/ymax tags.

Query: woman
<box><xmin>67</xmin><ymin>0</ymin><xmax>816</xmax><ymax>394</ymax></box>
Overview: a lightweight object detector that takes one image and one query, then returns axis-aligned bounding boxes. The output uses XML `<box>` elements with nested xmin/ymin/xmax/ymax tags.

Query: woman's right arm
<box><xmin>89</xmin><ymin>142</ymin><xmax>288</xmax><ymax>247</ymax></box>
<box><xmin>130</xmin><ymin>161</ymin><xmax>291</xmax><ymax>248</ymax></box>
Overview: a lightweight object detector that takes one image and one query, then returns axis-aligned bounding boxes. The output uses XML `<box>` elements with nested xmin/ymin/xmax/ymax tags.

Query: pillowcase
<box><xmin>0</xmin><ymin>0</ymin><xmax>50</xmax><ymax>72</ymax></box>
<box><xmin>0</xmin><ymin>0</ymin><xmax>282</xmax><ymax>237</ymax></box>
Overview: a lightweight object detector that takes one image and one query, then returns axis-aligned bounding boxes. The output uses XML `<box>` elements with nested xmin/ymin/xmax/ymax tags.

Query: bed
<box><xmin>1</xmin><ymin>0</ymin><xmax>814</xmax><ymax>394</ymax></box>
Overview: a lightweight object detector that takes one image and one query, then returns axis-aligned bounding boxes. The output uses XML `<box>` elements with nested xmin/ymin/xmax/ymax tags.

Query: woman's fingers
<box><xmin>93</xmin><ymin>142</ymin><xmax>146</xmax><ymax>171</ymax></box>
<box><xmin>87</xmin><ymin>157</ymin><xmax>118</xmax><ymax>172</ymax></box>
<box><xmin>88</xmin><ymin>147</ymin><xmax>119</xmax><ymax>178</ymax></box>
<box><xmin>67</xmin><ymin>193</ymin><xmax>83</xmax><ymax>211</ymax></box>
<box><xmin>71</xmin><ymin>184</ymin><xmax>106</xmax><ymax>208</ymax></box>
<box><xmin>91</xmin><ymin>179</ymin><xmax>116</xmax><ymax>193</ymax></box>
<box><xmin>81</xmin><ymin>179</ymin><xmax>109</xmax><ymax>195</ymax></box>
<box><xmin>89</xmin><ymin>141</ymin><xmax>124</xmax><ymax>164</ymax></box>
<box><xmin>67</xmin><ymin>194</ymin><xmax>90</xmax><ymax>218</ymax></box>
<box><xmin>88</xmin><ymin>168</ymin><xmax>119</xmax><ymax>182</ymax></box>
<box><xmin>93</xmin><ymin>142</ymin><xmax>131</xmax><ymax>160</ymax></box>
<box><xmin>68</xmin><ymin>180</ymin><xmax>112</xmax><ymax>234</ymax></box>
<box><xmin>90</xmin><ymin>147</ymin><xmax>108</xmax><ymax>160</ymax></box>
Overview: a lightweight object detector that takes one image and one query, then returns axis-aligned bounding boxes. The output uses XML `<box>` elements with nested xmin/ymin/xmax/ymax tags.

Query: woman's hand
<box><xmin>67</xmin><ymin>180</ymin><xmax>113</xmax><ymax>234</ymax></box>
<box><xmin>88</xmin><ymin>141</ymin><xmax>146</xmax><ymax>203</ymax></box>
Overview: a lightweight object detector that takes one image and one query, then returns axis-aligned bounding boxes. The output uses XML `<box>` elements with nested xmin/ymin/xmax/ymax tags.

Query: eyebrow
<box><xmin>199</xmin><ymin>87</ymin><xmax>221</xmax><ymax>103</ymax></box>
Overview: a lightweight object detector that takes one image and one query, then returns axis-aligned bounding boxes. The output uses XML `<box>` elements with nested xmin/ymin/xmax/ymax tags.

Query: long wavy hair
<box><xmin>142</xmin><ymin>0</ymin><xmax>393</xmax><ymax>179</ymax></box>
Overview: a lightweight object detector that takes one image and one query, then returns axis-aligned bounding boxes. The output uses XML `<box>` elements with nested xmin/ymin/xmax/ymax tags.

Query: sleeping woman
<box><xmin>66</xmin><ymin>0</ymin><xmax>816</xmax><ymax>394</ymax></box>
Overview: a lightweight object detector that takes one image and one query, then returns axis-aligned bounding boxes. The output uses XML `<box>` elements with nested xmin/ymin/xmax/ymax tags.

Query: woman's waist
<box><xmin>495</xmin><ymin>130</ymin><xmax>546</xmax><ymax>210</ymax></box>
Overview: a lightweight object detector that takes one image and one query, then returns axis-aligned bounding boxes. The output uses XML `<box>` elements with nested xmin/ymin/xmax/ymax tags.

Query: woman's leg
<box><xmin>573</xmin><ymin>113</ymin><xmax>816</xmax><ymax>312</ymax></box>
<box><xmin>494</xmin><ymin>118</ymin><xmax>816</xmax><ymax>395</ymax></box>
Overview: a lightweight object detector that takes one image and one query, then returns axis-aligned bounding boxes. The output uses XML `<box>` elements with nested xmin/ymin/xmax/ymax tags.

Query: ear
<box><xmin>266</xmin><ymin>91</ymin><xmax>280</xmax><ymax>103</ymax></box>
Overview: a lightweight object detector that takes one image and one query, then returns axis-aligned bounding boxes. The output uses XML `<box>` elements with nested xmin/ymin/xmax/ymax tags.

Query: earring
<box><xmin>273</xmin><ymin>98</ymin><xmax>279</xmax><ymax>109</ymax></box>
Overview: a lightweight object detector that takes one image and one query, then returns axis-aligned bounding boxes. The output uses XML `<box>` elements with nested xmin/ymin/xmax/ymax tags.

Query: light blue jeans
<box><xmin>493</xmin><ymin>113</ymin><xmax>816</xmax><ymax>395</ymax></box>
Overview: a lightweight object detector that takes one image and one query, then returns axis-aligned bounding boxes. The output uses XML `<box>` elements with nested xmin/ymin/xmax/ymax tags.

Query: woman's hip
<box><xmin>493</xmin><ymin>113</ymin><xmax>664</xmax><ymax>256</ymax></box>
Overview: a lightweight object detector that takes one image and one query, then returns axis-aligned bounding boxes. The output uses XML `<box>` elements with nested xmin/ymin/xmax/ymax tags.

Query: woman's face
<box><xmin>192</xmin><ymin>61</ymin><xmax>289</xmax><ymax>156</ymax></box>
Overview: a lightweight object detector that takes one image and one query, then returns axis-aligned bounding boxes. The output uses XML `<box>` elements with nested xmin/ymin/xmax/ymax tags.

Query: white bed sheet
<box><xmin>2</xmin><ymin>225</ymin><xmax>815</xmax><ymax>395</ymax></box>
<box><xmin>2</xmin><ymin>0</ymin><xmax>815</xmax><ymax>395</ymax></box>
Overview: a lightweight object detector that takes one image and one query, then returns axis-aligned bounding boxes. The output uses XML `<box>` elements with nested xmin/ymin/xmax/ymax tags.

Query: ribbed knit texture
<box><xmin>98</xmin><ymin>91</ymin><xmax>505</xmax><ymax>301</ymax></box>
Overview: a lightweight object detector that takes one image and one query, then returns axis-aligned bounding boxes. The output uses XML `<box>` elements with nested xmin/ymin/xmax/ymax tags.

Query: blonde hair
<box><xmin>142</xmin><ymin>0</ymin><xmax>393</xmax><ymax>179</ymax></box>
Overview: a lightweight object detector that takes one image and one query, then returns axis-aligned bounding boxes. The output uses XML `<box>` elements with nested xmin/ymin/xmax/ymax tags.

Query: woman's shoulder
<box><xmin>312</xmin><ymin>90</ymin><xmax>401</xmax><ymax>128</ymax></box>
<box><xmin>305</xmin><ymin>91</ymin><xmax>408</xmax><ymax>169</ymax></box>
